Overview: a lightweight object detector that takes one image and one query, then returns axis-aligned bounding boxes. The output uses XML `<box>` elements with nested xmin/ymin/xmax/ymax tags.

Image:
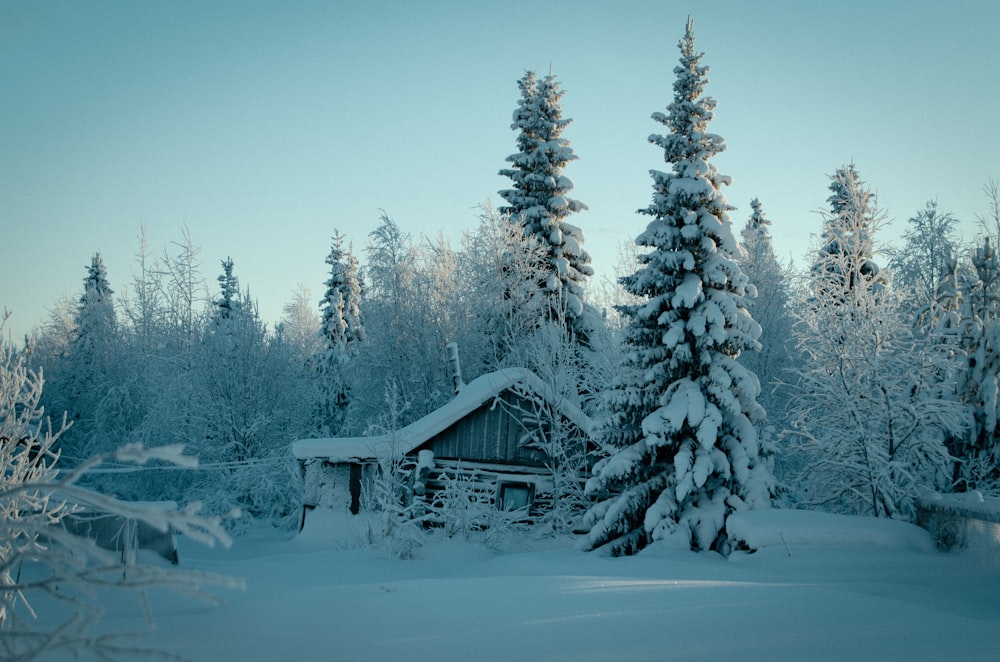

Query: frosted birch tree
<box><xmin>788</xmin><ymin>167</ymin><xmax>963</xmax><ymax>518</ymax></box>
<box><xmin>888</xmin><ymin>200</ymin><xmax>964</xmax><ymax>321</ymax></box>
<box><xmin>455</xmin><ymin>204</ymin><xmax>550</xmax><ymax>375</ymax></box>
<box><xmin>346</xmin><ymin>214</ymin><xmax>459</xmax><ymax>431</ymax></box>
<box><xmin>278</xmin><ymin>284</ymin><xmax>323</xmax><ymax>365</ymax></box>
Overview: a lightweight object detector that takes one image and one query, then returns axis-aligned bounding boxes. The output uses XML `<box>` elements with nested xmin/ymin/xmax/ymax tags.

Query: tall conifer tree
<box><xmin>73</xmin><ymin>253</ymin><xmax>117</xmax><ymax>367</ymax></box>
<box><xmin>580</xmin><ymin>20</ymin><xmax>773</xmax><ymax>555</ymax></box>
<box><xmin>213</xmin><ymin>257</ymin><xmax>242</xmax><ymax>324</ymax></box>
<box><xmin>737</xmin><ymin>199</ymin><xmax>793</xmax><ymax>422</ymax></box>
<box><xmin>60</xmin><ymin>253</ymin><xmax>119</xmax><ymax>457</ymax></box>
<box><xmin>315</xmin><ymin>230</ymin><xmax>364</xmax><ymax>432</ymax></box>
<box><xmin>499</xmin><ymin>71</ymin><xmax>593</xmax><ymax>331</ymax></box>
<box><xmin>811</xmin><ymin>164</ymin><xmax>885</xmax><ymax>301</ymax></box>
<box><xmin>319</xmin><ymin>230</ymin><xmax>364</xmax><ymax>364</ymax></box>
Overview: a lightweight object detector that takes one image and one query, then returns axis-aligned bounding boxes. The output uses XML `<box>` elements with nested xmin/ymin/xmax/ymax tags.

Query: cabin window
<box><xmin>497</xmin><ymin>481</ymin><xmax>535</xmax><ymax>512</ymax></box>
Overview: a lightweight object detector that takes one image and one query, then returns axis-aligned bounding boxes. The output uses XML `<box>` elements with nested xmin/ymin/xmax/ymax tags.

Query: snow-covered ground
<box><xmin>48</xmin><ymin>510</ymin><xmax>1000</xmax><ymax>661</ymax></box>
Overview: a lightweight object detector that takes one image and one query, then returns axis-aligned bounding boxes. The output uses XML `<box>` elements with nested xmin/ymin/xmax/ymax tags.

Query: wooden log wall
<box><xmin>424</xmin><ymin>393</ymin><xmax>547</xmax><ymax>467</ymax></box>
<box><xmin>421</xmin><ymin>458</ymin><xmax>554</xmax><ymax>520</ymax></box>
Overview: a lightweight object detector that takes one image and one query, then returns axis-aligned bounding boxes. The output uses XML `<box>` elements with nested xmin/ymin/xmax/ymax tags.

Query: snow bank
<box><xmin>43</xmin><ymin>509</ymin><xmax>1000</xmax><ymax>662</ymax></box>
<box><xmin>919</xmin><ymin>490</ymin><xmax>1000</xmax><ymax>521</ymax></box>
<box><xmin>917</xmin><ymin>491</ymin><xmax>1000</xmax><ymax>556</ymax></box>
<box><xmin>727</xmin><ymin>509</ymin><xmax>935</xmax><ymax>552</ymax></box>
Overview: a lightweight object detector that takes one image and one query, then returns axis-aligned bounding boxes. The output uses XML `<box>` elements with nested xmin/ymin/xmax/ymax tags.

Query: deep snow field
<box><xmin>44</xmin><ymin>509</ymin><xmax>1000</xmax><ymax>661</ymax></box>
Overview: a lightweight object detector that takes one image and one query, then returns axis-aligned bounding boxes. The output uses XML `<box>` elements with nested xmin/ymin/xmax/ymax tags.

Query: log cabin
<box><xmin>292</xmin><ymin>366</ymin><xmax>595</xmax><ymax>529</ymax></box>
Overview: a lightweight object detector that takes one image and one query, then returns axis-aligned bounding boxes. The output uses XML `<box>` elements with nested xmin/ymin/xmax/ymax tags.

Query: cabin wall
<box><xmin>422</xmin><ymin>458</ymin><xmax>554</xmax><ymax>521</ymax></box>
<box><xmin>425</xmin><ymin>392</ymin><xmax>547</xmax><ymax>466</ymax></box>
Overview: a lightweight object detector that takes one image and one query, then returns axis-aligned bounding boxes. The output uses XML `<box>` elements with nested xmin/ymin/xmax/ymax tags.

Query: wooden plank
<box><xmin>432</xmin><ymin>458</ymin><xmax>551</xmax><ymax>475</ymax></box>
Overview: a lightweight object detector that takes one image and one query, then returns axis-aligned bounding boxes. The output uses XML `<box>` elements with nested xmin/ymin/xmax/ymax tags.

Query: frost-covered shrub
<box><xmin>1</xmin><ymin>316</ymin><xmax>239</xmax><ymax>660</ymax></box>
<box><xmin>787</xmin><ymin>168</ymin><xmax>964</xmax><ymax>518</ymax></box>
<box><xmin>185</xmin><ymin>453</ymin><xmax>303</xmax><ymax>533</ymax></box>
<box><xmin>431</xmin><ymin>467</ymin><xmax>523</xmax><ymax>553</ymax></box>
<box><xmin>360</xmin><ymin>450</ymin><xmax>424</xmax><ymax>560</ymax></box>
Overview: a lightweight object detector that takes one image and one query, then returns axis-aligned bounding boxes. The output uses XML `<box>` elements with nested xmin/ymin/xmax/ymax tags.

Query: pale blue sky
<box><xmin>3</xmin><ymin>1</ymin><xmax>998</xmax><ymax>341</ymax></box>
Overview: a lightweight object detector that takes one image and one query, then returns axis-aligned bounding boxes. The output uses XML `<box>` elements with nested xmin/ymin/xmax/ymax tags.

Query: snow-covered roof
<box><xmin>292</xmin><ymin>367</ymin><xmax>594</xmax><ymax>462</ymax></box>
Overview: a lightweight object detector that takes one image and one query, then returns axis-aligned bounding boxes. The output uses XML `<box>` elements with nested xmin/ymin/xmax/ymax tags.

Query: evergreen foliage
<box><xmin>736</xmin><ymin>199</ymin><xmax>794</xmax><ymax>425</ymax></box>
<box><xmin>73</xmin><ymin>253</ymin><xmax>117</xmax><ymax>367</ymax></box>
<box><xmin>213</xmin><ymin>257</ymin><xmax>241</xmax><ymax>323</ymax></box>
<box><xmin>316</xmin><ymin>231</ymin><xmax>364</xmax><ymax>433</ymax></box>
<box><xmin>61</xmin><ymin>253</ymin><xmax>120</xmax><ymax>459</ymax></box>
<box><xmin>499</xmin><ymin>71</ymin><xmax>593</xmax><ymax>331</ymax></box>
<box><xmin>319</xmin><ymin>230</ymin><xmax>364</xmax><ymax>365</ymax></box>
<box><xmin>812</xmin><ymin>165</ymin><xmax>887</xmax><ymax>301</ymax></box>
<box><xmin>580</xmin><ymin>20</ymin><xmax>773</xmax><ymax>555</ymax></box>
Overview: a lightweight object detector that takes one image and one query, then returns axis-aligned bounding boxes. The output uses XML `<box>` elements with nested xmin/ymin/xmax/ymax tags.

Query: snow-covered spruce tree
<box><xmin>316</xmin><ymin>231</ymin><xmax>364</xmax><ymax>434</ymax></box>
<box><xmin>60</xmin><ymin>253</ymin><xmax>120</xmax><ymax>460</ymax></box>
<box><xmin>73</xmin><ymin>253</ymin><xmax>117</xmax><ymax>369</ymax></box>
<box><xmin>788</xmin><ymin>167</ymin><xmax>963</xmax><ymax>518</ymax></box>
<box><xmin>499</xmin><ymin>71</ymin><xmax>594</xmax><ymax>335</ymax></box>
<box><xmin>580</xmin><ymin>20</ymin><xmax>773</xmax><ymax>555</ymax></box>
<box><xmin>736</xmin><ymin>198</ymin><xmax>794</xmax><ymax>427</ymax></box>
<box><xmin>319</xmin><ymin>230</ymin><xmax>365</xmax><ymax>361</ymax></box>
<box><xmin>187</xmin><ymin>259</ymin><xmax>309</xmax><ymax>523</ymax></box>
<box><xmin>213</xmin><ymin>256</ymin><xmax>241</xmax><ymax>323</ymax></box>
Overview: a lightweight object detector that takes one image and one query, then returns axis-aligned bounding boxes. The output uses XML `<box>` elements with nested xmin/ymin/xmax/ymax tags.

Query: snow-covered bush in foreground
<box><xmin>356</xmin><ymin>388</ymin><xmax>426</xmax><ymax>560</ymax></box>
<box><xmin>430</xmin><ymin>465</ymin><xmax>525</xmax><ymax>553</ymax></box>
<box><xmin>0</xmin><ymin>318</ymin><xmax>241</xmax><ymax>661</ymax></box>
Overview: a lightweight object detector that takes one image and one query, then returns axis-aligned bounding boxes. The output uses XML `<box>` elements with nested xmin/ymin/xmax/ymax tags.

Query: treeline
<box><xmin>7</xmin><ymin>20</ymin><xmax>1000</xmax><ymax>548</ymax></box>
